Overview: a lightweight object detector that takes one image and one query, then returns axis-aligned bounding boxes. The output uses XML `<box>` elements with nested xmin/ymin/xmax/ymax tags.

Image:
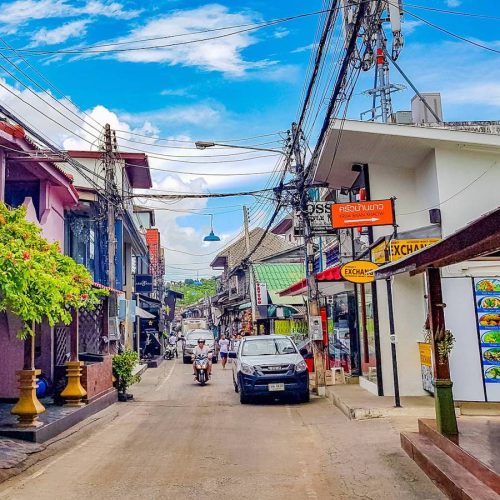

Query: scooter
<box><xmin>193</xmin><ymin>353</ymin><xmax>210</xmax><ymax>386</ymax></box>
<box><xmin>164</xmin><ymin>343</ymin><xmax>177</xmax><ymax>360</ymax></box>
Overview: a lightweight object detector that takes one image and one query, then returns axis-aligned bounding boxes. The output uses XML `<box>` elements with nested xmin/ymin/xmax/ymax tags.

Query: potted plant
<box><xmin>0</xmin><ymin>203</ymin><xmax>107</xmax><ymax>425</ymax></box>
<box><xmin>112</xmin><ymin>350</ymin><xmax>140</xmax><ymax>401</ymax></box>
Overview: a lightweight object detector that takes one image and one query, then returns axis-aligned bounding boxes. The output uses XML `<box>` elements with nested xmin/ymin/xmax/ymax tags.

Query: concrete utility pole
<box><xmin>291</xmin><ymin>122</ymin><xmax>326</xmax><ymax>395</ymax></box>
<box><xmin>104</xmin><ymin>123</ymin><xmax>116</xmax><ymax>289</ymax></box>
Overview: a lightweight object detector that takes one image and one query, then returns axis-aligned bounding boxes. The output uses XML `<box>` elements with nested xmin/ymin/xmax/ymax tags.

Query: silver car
<box><xmin>182</xmin><ymin>329</ymin><xmax>217</xmax><ymax>364</ymax></box>
<box><xmin>231</xmin><ymin>335</ymin><xmax>309</xmax><ymax>404</ymax></box>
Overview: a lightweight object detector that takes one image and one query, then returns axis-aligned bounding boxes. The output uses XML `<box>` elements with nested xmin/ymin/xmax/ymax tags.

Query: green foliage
<box><xmin>0</xmin><ymin>202</ymin><xmax>108</xmax><ymax>339</ymax></box>
<box><xmin>112</xmin><ymin>350</ymin><xmax>140</xmax><ymax>393</ymax></box>
<box><xmin>171</xmin><ymin>278</ymin><xmax>217</xmax><ymax>306</ymax></box>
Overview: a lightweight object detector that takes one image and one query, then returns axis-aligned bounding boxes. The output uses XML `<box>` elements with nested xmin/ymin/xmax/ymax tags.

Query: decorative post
<box><xmin>426</xmin><ymin>268</ymin><xmax>458</xmax><ymax>436</ymax></box>
<box><xmin>60</xmin><ymin>309</ymin><xmax>87</xmax><ymax>406</ymax></box>
<box><xmin>11</xmin><ymin>322</ymin><xmax>46</xmax><ymax>428</ymax></box>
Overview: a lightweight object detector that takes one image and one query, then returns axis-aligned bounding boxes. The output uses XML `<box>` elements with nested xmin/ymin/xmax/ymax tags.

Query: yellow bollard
<box><xmin>60</xmin><ymin>361</ymin><xmax>87</xmax><ymax>407</ymax></box>
<box><xmin>11</xmin><ymin>369</ymin><xmax>46</xmax><ymax>428</ymax></box>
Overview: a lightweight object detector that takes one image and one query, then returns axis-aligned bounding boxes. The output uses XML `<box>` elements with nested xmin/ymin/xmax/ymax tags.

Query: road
<box><xmin>0</xmin><ymin>358</ymin><xmax>443</xmax><ymax>500</ymax></box>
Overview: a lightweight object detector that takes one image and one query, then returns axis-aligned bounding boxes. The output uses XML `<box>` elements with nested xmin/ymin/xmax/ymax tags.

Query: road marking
<box><xmin>154</xmin><ymin>358</ymin><xmax>177</xmax><ymax>392</ymax></box>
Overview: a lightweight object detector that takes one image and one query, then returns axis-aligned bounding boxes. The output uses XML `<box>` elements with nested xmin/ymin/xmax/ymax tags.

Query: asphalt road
<box><xmin>0</xmin><ymin>357</ymin><xmax>444</xmax><ymax>500</ymax></box>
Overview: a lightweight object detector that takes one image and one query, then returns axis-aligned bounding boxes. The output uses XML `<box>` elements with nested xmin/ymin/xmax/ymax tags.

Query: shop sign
<box><xmin>134</xmin><ymin>274</ymin><xmax>153</xmax><ymax>293</ymax></box>
<box><xmin>309</xmin><ymin>315</ymin><xmax>323</xmax><ymax>340</ymax></box>
<box><xmin>293</xmin><ymin>202</ymin><xmax>336</xmax><ymax>236</ymax></box>
<box><xmin>372</xmin><ymin>239</ymin><xmax>440</xmax><ymax>264</ymax></box>
<box><xmin>331</xmin><ymin>199</ymin><xmax>394</xmax><ymax>229</ymax></box>
<box><xmin>255</xmin><ymin>283</ymin><xmax>268</xmax><ymax>306</ymax></box>
<box><xmin>340</xmin><ymin>260</ymin><xmax>379</xmax><ymax>284</ymax></box>
<box><xmin>473</xmin><ymin>278</ymin><xmax>500</xmax><ymax>387</ymax></box>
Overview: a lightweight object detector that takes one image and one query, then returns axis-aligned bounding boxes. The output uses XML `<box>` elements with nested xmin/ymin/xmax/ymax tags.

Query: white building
<box><xmin>314</xmin><ymin>119</ymin><xmax>500</xmax><ymax>402</ymax></box>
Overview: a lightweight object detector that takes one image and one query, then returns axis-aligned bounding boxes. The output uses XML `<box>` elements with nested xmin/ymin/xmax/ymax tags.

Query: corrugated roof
<box><xmin>252</xmin><ymin>263</ymin><xmax>305</xmax><ymax>306</ymax></box>
<box><xmin>211</xmin><ymin>228</ymin><xmax>295</xmax><ymax>270</ymax></box>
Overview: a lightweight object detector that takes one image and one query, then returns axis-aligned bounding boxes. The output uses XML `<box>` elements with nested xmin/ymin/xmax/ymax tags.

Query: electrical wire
<box><xmin>7</xmin><ymin>8</ymin><xmax>333</xmax><ymax>56</ymax></box>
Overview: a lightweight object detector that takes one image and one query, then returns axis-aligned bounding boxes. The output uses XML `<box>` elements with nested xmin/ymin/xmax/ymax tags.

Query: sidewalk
<box><xmin>326</xmin><ymin>383</ymin><xmax>447</xmax><ymax>421</ymax></box>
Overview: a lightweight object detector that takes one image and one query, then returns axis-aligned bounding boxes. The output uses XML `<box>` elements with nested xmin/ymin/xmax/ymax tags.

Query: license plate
<box><xmin>268</xmin><ymin>383</ymin><xmax>285</xmax><ymax>392</ymax></box>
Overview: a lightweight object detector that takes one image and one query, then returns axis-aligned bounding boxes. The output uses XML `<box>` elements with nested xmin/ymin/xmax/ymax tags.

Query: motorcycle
<box><xmin>193</xmin><ymin>353</ymin><xmax>210</xmax><ymax>385</ymax></box>
<box><xmin>164</xmin><ymin>342</ymin><xmax>177</xmax><ymax>360</ymax></box>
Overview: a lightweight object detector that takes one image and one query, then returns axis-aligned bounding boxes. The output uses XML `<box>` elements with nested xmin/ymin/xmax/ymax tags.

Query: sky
<box><xmin>0</xmin><ymin>0</ymin><xmax>497</xmax><ymax>279</ymax></box>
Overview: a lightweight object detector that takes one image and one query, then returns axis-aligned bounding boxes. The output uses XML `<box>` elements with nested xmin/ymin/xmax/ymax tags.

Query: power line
<box><xmin>405</xmin><ymin>3</ymin><xmax>500</xmax><ymax>21</ymax></box>
<box><xmin>8</xmin><ymin>8</ymin><xmax>333</xmax><ymax>56</ymax></box>
<box><xmin>404</xmin><ymin>9</ymin><xmax>500</xmax><ymax>55</ymax></box>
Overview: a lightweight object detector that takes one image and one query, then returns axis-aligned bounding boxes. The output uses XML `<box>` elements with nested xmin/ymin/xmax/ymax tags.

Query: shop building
<box><xmin>313</xmin><ymin>118</ymin><xmax>500</xmax><ymax>401</ymax></box>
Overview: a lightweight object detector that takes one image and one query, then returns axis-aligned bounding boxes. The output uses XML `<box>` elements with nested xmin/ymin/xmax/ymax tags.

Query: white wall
<box><xmin>442</xmin><ymin>277</ymin><xmax>485</xmax><ymax>402</ymax></box>
<box><xmin>435</xmin><ymin>146</ymin><xmax>500</xmax><ymax>236</ymax></box>
<box><xmin>375</xmin><ymin>273</ymin><xmax>428</xmax><ymax>396</ymax></box>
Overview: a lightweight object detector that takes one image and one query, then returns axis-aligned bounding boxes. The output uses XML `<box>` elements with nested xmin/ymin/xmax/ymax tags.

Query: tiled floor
<box><xmin>0</xmin><ymin>400</ymin><xmax>78</xmax><ymax>428</ymax></box>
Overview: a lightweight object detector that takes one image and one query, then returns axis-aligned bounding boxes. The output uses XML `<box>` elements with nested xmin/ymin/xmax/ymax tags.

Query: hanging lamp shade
<box><xmin>203</xmin><ymin>230</ymin><xmax>220</xmax><ymax>242</ymax></box>
<box><xmin>203</xmin><ymin>214</ymin><xmax>221</xmax><ymax>242</ymax></box>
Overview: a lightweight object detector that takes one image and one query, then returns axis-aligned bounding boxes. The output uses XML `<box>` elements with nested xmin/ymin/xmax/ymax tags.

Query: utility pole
<box><xmin>243</xmin><ymin>206</ymin><xmax>250</xmax><ymax>255</ymax></box>
<box><xmin>103</xmin><ymin>123</ymin><xmax>116</xmax><ymax>289</ymax></box>
<box><xmin>291</xmin><ymin>122</ymin><xmax>326</xmax><ymax>395</ymax></box>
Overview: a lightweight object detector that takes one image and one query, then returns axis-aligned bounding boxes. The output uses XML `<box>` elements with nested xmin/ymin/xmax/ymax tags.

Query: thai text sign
<box><xmin>372</xmin><ymin>239</ymin><xmax>440</xmax><ymax>264</ymax></box>
<box><xmin>331</xmin><ymin>199</ymin><xmax>394</xmax><ymax>229</ymax></box>
<box><xmin>256</xmin><ymin>283</ymin><xmax>268</xmax><ymax>306</ymax></box>
<box><xmin>340</xmin><ymin>260</ymin><xmax>379</xmax><ymax>284</ymax></box>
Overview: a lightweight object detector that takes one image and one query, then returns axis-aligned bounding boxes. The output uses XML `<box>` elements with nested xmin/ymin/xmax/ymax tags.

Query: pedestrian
<box><xmin>218</xmin><ymin>334</ymin><xmax>230</xmax><ymax>369</ymax></box>
<box><xmin>233</xmin><ymin>332</ymin><xmax>243</xmax><ymax>353</ymax></box>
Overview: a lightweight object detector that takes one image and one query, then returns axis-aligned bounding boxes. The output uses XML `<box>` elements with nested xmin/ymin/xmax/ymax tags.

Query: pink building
<box><xmin>0</xmin><ymin>120</ymin><xmax>78</xmax><ymax>399</ymax></box>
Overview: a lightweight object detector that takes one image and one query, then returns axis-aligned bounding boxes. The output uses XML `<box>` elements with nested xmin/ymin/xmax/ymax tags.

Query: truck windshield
<box><xmin>242</xmin><ymin>338</ymin><xmax>296</xmax><ymax>356</ymax></box>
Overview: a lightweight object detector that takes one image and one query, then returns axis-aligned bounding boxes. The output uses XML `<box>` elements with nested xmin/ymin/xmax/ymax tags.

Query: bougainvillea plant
<box><xmin>0</xmin><ymin>202</ymin><xmax>108</xmax><ymax>339</ymax></box>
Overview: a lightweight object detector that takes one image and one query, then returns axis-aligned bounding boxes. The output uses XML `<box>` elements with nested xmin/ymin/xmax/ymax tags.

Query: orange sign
<box><xmin>331</xmin><ymin>199</ymin><xmax>394</xmax><ymax>229</ymax></box>
<box><xmin>340</xmin><ymin>261</ymin><xmax>379</xmax><ymax>284</ymax></box>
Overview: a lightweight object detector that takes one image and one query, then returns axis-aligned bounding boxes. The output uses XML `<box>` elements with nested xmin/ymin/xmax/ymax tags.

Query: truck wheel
<box><xmin>239</xmin><ymin>386</ymin><xmax>250</xmax><ymax>404</ymax></box>
<box><xmin>300</xmin><ymin>390</ymin><xmax>310</xmax><ymax>403</ymax></box>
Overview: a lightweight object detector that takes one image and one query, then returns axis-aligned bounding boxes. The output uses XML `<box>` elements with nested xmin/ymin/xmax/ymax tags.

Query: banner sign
<box><xmin>294</xmin><ymin>202</ymin><xmax>336</xmax><ymax>236</ymax></box>
<box><xmin>340</xmin><ymin>260</ymin><xmax>379</xmax><ymax>284</ymax></box>
<box><xmin>473</xmin><ymin>278</ymin><xmax>500</xmax><ymax>389</ymax></box>
<box><xmin>135</xmin><ymin>274</ymin><xmax>153</xmax><ymax>293</ymax></box>
<box><xmin>372</xmin><ymin>239</ymin><xmax>440</xmax><ymax>264</ymax></box>
<box><xmin>164</xmin><ymin>291</ymin><xmax>177</xmax><ymax>322</ymax></box>
<box><xmin>256</xmin><ymin>283</ymin><xmax>268</xmax><ymax>306</ymax></box>
<box><xmin>331</xmin><ymin>199</ymin><xmax>394</xmax><ymax>229</ymax></box>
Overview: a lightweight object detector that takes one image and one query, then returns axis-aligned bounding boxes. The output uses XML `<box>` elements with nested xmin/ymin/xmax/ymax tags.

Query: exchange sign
<box><xmin>372</xmin><ymin>238</ymin><xmax>440</xmax><ymax>264</ymax></box>
<box><xmin>331</xmin><ymin>199</ymin><xmax>394</xmax><ymax>229</ymax></box>
<box><xmin>340</xmin><ymin>260</ymin><xmax>379</xmax><ymax>284</ymax></box>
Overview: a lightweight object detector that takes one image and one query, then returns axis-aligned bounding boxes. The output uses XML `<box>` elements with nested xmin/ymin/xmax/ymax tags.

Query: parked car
<box><xmin>182</xmin><ymin>329</ymin><xmax>218</xmax><ymax>364</ymax></box>
<box><xmin>231</xmin><ymin>335</ymin><xmax>309</xmax><ymax>404</ymax></box>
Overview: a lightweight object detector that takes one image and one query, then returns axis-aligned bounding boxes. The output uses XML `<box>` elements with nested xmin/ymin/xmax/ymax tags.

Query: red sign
<box><xmin>331</xmin><ymin>199</ymin><xmax>394</xmax><ymax>229</ymax></box>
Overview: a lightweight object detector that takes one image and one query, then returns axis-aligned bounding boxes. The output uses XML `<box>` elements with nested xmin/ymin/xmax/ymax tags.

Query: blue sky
<box><xmin>0</xmin><ymin>0</ymin><xmax>497</xmax><ymax>278</ymax></box>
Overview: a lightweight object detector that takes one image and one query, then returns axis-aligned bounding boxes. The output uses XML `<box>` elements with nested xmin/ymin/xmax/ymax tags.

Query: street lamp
<box><xmin>195</xmin><ymin>140</ymin><xmax>285</xmax><ymax>155</ymax></box>
<box><xmin>203</xmin><ymin>214</ymin><xmax>221</xmax><ymax>242</ymax></box>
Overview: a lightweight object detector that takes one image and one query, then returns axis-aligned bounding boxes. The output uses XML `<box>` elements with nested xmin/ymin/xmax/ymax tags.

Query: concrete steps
<box><xmin>401</xmin><ymin>421</ymin><xmax>500</xmax><ymax>499</ymax></box>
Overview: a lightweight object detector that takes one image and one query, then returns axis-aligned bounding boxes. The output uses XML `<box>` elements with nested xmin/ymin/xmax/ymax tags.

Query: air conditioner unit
<box><xmin>108</xmin><ymin>317</ymin><xmax>120</xmax><ymax>341</ymax></box>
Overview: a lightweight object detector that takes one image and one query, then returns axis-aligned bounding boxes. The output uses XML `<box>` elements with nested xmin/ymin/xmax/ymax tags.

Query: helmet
<box><xmin>198</xmin><ymin>338</ymin><xmax>206</xmax><ymax>344</ymax></box>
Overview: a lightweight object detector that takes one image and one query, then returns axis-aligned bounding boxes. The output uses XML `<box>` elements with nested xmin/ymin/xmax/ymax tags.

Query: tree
<box><xmin>0</xmin><ymin>202</ymin><xmax>107</xmax><ymax>339</ymax></box>
<box><xmin>172</xmin><ymin>278</ymin><xmax>217</xmax><ymax>307</ymax></box>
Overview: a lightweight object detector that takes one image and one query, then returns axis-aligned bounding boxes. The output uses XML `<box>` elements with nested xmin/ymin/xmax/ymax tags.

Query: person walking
<box><xmin>218</xmin><ymin>334</ymin><xmax>230</xmax><ymax>369</ymax></box>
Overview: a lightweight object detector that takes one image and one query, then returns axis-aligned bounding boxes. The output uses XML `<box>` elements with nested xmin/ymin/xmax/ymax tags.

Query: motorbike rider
<box><xmin>192</xmin><ymin>338</ymin><xmax>212</xmax><ymax>379</ymax></box>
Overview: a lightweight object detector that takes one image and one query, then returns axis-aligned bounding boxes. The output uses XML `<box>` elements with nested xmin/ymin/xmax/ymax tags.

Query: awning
<box><xmin>278</xmin><ymin>265</ymin><xmax>342</xmax><ymax>297</ymax></box>
<box><xmin>375</xmin><ymin>206</ymin><xmax>500</xmax><ymax>279</ymax></box>
<box><xmin>136</xmin><ymin>307</ymin><xmax>155</xmax><ymax>319</ymax></box>
<box><xmin>238</xmin><ymin>302</ymin><xmax>252</xmax><ymax>310</ymax></box>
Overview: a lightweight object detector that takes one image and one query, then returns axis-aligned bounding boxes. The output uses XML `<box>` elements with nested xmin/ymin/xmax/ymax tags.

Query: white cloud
<box><xmin>31</xmin><ymin>19</ymin><xmax>90</xmax><ymax>46</ymax></box>
<box><xmin>103</xmin><ymin>4</ymin><xmax>272</xmax><ymax>76</ymax></box>
<box><xmin>402</xmin><ymin>20</ymin><xmax>423</xmax><ymax>35</ymax></box>
<box><xmin>273</xmin><ymin>28</ymin><xmax>289</xmax><ymax>39</ymax></box>
<box><xmin>0</xmin><ymin>0</ymin><xmax>140</xmax><ymax>33</ymax></box>
<box><xmin>121</xmin><ymin>103</ymin><xmax>223</xmax><ymax>127</ymax></box>
<box><xmin>445</xmin><ymin>0</ymin><xmax>461</xmax><ymax>7</ymax></box>
<box><xmin>160</xmin><ymin>88</ymin><xmax>191</xmax><ymax>97</ymax></box>
<box><xmin>0</xmin><ymin>77</ymin><xmax>271</xmax><ymax>275</ymax></box>
<box><xmin>291</xmin><ymin>42</ymin><xmax>318</xmax><ymax>54</ymax></box>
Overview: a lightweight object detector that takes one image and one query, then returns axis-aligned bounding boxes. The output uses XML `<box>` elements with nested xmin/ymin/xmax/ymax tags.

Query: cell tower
<box><xmin>340</xmin><ymin>0</ymin><xmax>405</xmax><ymax>123</ymax></box>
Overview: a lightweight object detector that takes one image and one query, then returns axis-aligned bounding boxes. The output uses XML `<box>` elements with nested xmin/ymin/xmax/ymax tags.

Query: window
<box><xmin>5</xmin><ymin>181</ymin><xmax>40</xmax><ymax>218</ymax></box>
<box><xmin>242</xmin><ymin>338</ymin><xmax>296</xmax><ymax>356</ymax></box>
<box><xmin>68</xmin><ymin>216</ymin><xmax>96</xmax><ymax>278</ymax></box>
